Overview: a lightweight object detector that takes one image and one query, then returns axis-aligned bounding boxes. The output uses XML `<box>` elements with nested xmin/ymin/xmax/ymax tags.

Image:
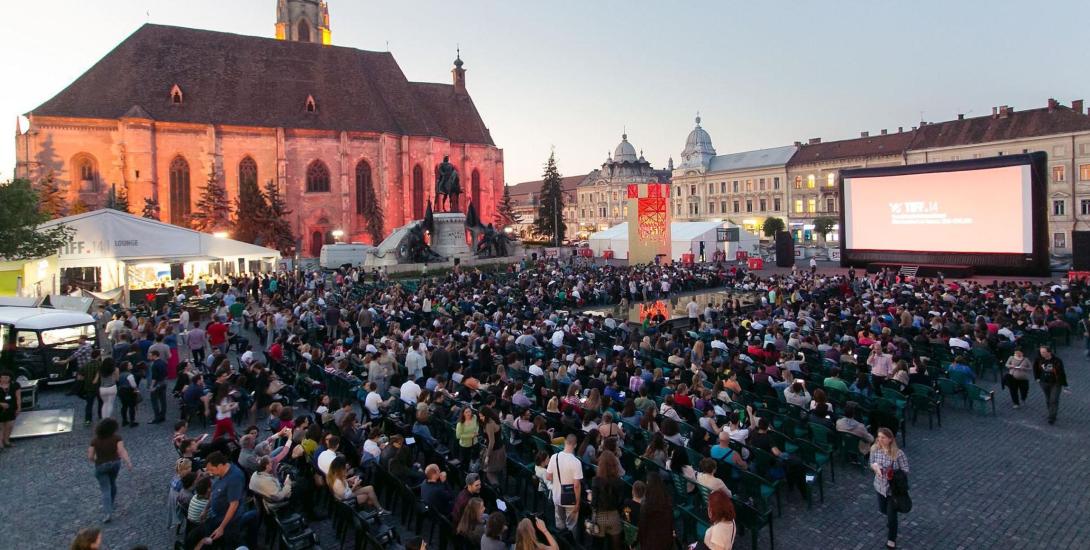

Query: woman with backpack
<box><xmin>870</xmin><ymin>427</ymin><xmax>909</xmax><ymax>549</ymax></box>
<box><xmin>116</xmin><ymin>361</ymin><xmax>139</xmax><ymax>427</ymax></box>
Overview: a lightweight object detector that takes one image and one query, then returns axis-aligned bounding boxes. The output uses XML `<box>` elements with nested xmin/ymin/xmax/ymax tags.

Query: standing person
<box><xmin>0</xmin><ymin>370</ymin><xmax>22</xmax><ymax>447</ymax></box>
<box><xmin>207</xmin><ymin>319</ymin><xmax>228</xmax><ymax>356</ymax></box>
<box><xmin>187</xmin><ymin>321</ymin><xmax>208</xmax><ymax>366</ymax></box>
<box><xmin>1004</xmin><ymin>348</ymin><xmax>1032</xmax><ymax>408</ymax></box>
<box><xmin>97</xmin><ymin>359</ymin><xmax>118</xmax><ymax>421</ymax></box>
<box><xmin>116</xmin><ymin>362</ymin><xmax>139</xmax><ymax>427</ymax></box>
<box><xmin>809</xmin><ymin>256</ymin><xmax>817</xmax><ymax>274</ymax></box>
<box><xmin>203</xmin><ymin>451</ymin><xmax>247</xmax><ymax>547</ymax></box>
<box><xmin>590</xmin><ymin>451</ymin><xmax>626</xmax><ymax>550</ymax></box>
<box><xmin>1033</xmin><ymin>346</ymin><xmax>1068</xmax><ymax>425</ymax></box>
<box><xmin>211</xmin><ymin>385</ymin><xmax>239</xmax><ymax>441</ymax></box>
<box><xmin>637</xmin><ymin>475</ymin><xmax>674</xmax><ymax>550</ymax></box>
<box><xmin>455</xmin><ymin>406</ymin><xmax>479</xmax><ymax>465</ymax></box>
<box><xmin>545</xmin><ymin>434</ymin><xmax>583</xmax><ymax>532</ymax></box>
<box><xmin>76</xmin><ymin>349</ymin><xmax>103</xmax><ymax>426</ymax></box>
<box><xmin>870</xmin><ymin>427</ymin><xmax>908</xmax><ymax>549</ymax></box>
<box><xmin>867</xmin><ymin>342</ymin><xmax>894</xmax><ymax>396</ymax></box>
<box><xmin>87</xmin><ymin>418</ymin><xmax>133</xmax><ymax>523</ymax></box>
<box><xmin>480</xmin><ymin>407</ymin><xmax>506</xmax><ymax>485</ymax></box>
<box><xmin>148</xmin><ymin>350</ymin><xmax>168</xmax><ymax>424</ymax></box>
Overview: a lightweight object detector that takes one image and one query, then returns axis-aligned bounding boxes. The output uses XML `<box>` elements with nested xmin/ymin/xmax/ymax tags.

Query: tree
<box><xmin>257</xmin><ymin>179</ymin><xmax>297</xmax><ymax>256</ymax></box>
<box><xmin>762</xmin><ymin>216</ymin><xmax>785</xmax><ymax>238</ymax></box>
<box><xmin>233</xmin><ymin>176</ymin><xmax>269</xmax><ymax>245</ymax></box>
<box><xmin>813</xmin><ymin>217</ymin><xmax>837</xmax><ymax>246</ymax></box>
<box><xmin>494</xmin><ymin>182</ymin><xmax>522</xmax><ymax>228</ymax></box>
<box><xmin>0</xmin><ymin>179</ymin><xmax>74</xmax><ymax>260</ymax></box>
<box><xmin>105</xmin><ymin>184</ymin><xmax>132</xmax><ymax>214</ymax></box>
<box><xmin>189</xmin><ymin>172</ymin><xmax>233</xmax><ymax>232</ymax></box>
<box><xmin>534</xmin><ymin>150</ymin><xmax>566</xmax><ymax>245</ymax></box>
<box><xmin>70</xmin><ymin>199</ymin><xmax>90</xmax><ymax>215</ymax></box>
<box><xmin>34</xmin><ymin>172</ymin><xmax>68</xmax><ymax>219</ymax></box>
<box><xmin>142</xmin><ymin>197</ymin><xmax>161</xmax><ymax>220</ymax></box>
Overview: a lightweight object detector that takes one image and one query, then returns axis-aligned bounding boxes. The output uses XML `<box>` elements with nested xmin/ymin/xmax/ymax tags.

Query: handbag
<box><xmin>584</xmin><ymin>510</ymin><xmax>602</xmax><ymax>537</ymax></box>
<box><xmin>555</xmin><ymin>454</ymin><xmax>577</xmax><ymax>506</ymax></box>
<box><xmin>891</xmin><ymin>470</ymin><xmax>912</xmax><ymax>513</ymax></box>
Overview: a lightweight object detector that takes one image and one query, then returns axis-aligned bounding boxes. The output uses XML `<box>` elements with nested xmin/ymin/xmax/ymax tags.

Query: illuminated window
<box><xmin>733</xmin><ymin>201</ymin><xmax>740</xmax><ymax>213</ymax></box>
<box><xmin>1053</xmin><ymin>166</ymin><xmax>1066</xmax><ymax>182</ymax></box>
<box><xmin>611</xmin><ymin>207</ymin><xmax>618</xmax><ymax>217</ymax></box>
<box><xmin>1053</xmin><ymin>199</ymin><xmax>1066</xmax><ymax>216</ymax></box>
<box><xmin>807</xmin><ymin>198</ymin><xmax>816</xmax><ymax>213</ymax></box>
<box><xmin>794</xmin><ymin>199</ymin><xmax>803</xmax><ymax>213</ymax></box>
<box><xmin>807</xmin><ymin>175</ymin><xmax>815</xmax><ymax>188</ymax></box>
<box><xmin>745</xmin><ymin>180</ymin><xmax>753</xmax><ymax>192</ymax></box>
<box><xmin>773</xmin><ymin>177</ymin><xmax>781</xmax><ymax>190</ymax></box>
<box><xmin>774</xmin><ymin>198</ymin><xmax>782</xmax><ymax>211</ymax></box>
<box><xmin>826</xmin><ymin>197</ymin><xmax>835</xmax><ymax>212</ymax></box>
<box><xmin>759</xmin><ymin>199</ymin><xmax>767</xmax><ymax>211</ymax></box>
<box><xmin>170</xmin><ymin>84</ymin><xmax>183</xmax><ymax>104</ymax></box>
<box><xmin>1080</xmin><ymin>164</ymin><xmax>1090</xmax><ymax>181</ymax></box>
<box><xmin>623</xmin><ymin>205</ymin><xmax>628</xmax><ymax>217</ymax></box>
<box><xmin>827</xmin><ymin>173</ymin><xmax>835</xmax><ymax>187</ymax></box>
<box><xmin>1054</xmin><ymin>232</ymin><xmax>1067</xmax><ymax>249</ymax></box>
<box><xmin>305</xmin><ymin>95</ymin><xmax>317</xmax><ymax>113</ymax></box>
<box><xmin>794</xmin><ymin>176</ymin><xmax>802</xmax><ymax>189</ymax></box>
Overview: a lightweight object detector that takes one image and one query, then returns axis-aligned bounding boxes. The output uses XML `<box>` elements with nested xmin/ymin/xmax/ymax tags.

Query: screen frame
<box><xmin>839</xmin><ymin>152</ymin><xmax>1048</xmax><ymax>276</ymax></box>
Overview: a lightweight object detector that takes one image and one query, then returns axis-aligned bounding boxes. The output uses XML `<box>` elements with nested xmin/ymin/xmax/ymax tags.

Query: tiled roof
<box><xmin>30</xmin><ymin>24</ymin><xmax>494</xmax><ymax>145</ymax></box>
<box><xmin>707</xmin><ymin>145</ymin><xmax>797</xmax><ymax>172</ymax></box>
<box><xmin>508</xmin><ymin>174</ymin><xmax>588</xmax><ymax>205</ymax></box>
<box><xmin>909</xmin><ymin>105</ymin><xmax>1090</xmax><ymax>149</ymax></box>
<box><xmin>788</xmin><ymin>131</ymin><xmax>914</xmax><ymax>166</ymax></box>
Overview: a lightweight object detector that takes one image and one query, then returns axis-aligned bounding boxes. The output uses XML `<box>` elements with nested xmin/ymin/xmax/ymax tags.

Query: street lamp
<box><xmin>331</xmin><ymin>229</ymin><xmax>344</xmax><ymax>242</ymax></box>
<box><xmin>212</xmin><ymin>231</ymin><xmax>229</xmax><ymax>239</ymax></box>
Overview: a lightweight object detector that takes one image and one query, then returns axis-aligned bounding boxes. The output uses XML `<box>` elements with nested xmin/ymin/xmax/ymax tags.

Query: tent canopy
<box><xmin>38</xmin><ymin>209</ymin><xmax>280</xmax><ymax>263</ymax></box>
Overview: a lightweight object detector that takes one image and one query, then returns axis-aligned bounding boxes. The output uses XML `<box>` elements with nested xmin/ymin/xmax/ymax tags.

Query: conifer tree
<box><xmin>142</xmin><ymin>197</ymin><xmax>161</xmax><ymax>220</ymax></box>
<box><xmin>359</xmin><ymin>180</ymin><xmax>385</xmax><ymax>245</ymax></box>
<box><xmin>190</xmin><ymin>172</ymin><xmax>233</xmax><ymax>232</ymax></box>
<box><xmin>34</xmin><ymin>171</ymin><xmax>68</xmax><ymax>219</ymax></box>
<box><xmin>234</xmin><ymin>176</ymin><xmax>270</xmax><ymax>245</ymax></box>
<box><xmin>534</xmin><ymin>150</ymin><xmax>566</xmax><ymax>244</ymax></box>
<box><xmin>494</xmin><ymin>182</ymin><xmax>522</xmax><ymax>228</ymax></box>
<box><xmin>105</xmin><ymin>184</ymin><xmax>132</xmax><ymax>214</ymax></box>
<box><xmin>257</xmin><ymin>179</ymin><xmax>296</xmax><ymax>256</ymax></box>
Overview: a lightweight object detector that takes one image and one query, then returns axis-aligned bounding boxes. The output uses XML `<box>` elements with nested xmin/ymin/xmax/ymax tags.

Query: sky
<box><xmin>1</xmin><ymin>0</ymin><xmax>1088</xmax><ymax>184</ymax></box>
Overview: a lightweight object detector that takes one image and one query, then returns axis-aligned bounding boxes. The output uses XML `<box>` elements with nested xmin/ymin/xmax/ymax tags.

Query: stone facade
<box><xmin>15</xmin><ymin>6</ymin><xmax>503</xmax><ymax>257</ymax></box>
<box><xmin>576</xmin><ymin>134</ymin><xmax>671</xmax><ymax>234</ymax></box>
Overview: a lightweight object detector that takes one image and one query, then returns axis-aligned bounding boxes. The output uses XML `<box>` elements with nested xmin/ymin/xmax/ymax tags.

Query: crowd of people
<box><xmin>59</xmin><ymin>256</ymin><xmax>1083</xmax><ymax>550</ymax></box>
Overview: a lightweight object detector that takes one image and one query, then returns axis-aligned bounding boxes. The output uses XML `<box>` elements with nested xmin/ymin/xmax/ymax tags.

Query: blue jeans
<box><xmin>95</xmin><ymin>461</ymin><xmax>121</xmax><ymax>515</ymax></box>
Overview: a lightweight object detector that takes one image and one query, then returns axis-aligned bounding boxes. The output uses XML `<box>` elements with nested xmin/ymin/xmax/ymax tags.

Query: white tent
<box><xmin>36</xmin><ymin>209</ymin><xmax>281</xmax><ymax>298</ymax></box>
<box><xmin>588</xmin><ymin>221</ymin><xmax>760</xmax><ymax>261</ymax></box>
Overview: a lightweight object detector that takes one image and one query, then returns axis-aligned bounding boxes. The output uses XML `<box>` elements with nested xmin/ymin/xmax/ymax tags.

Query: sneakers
<box><xmin>84</xmin><ymin>420</ymin><xmax>92</xmax><ymax>427</ymax></box>
<box><xmin>103</xmin><ymin>514</ymin><xmax>112</xmax><ymax>524</ymax></box>
<box><xmin>1012</xmin><ymin>404</ymin><xmax>1020</xmax><ymax>409</ymax></box>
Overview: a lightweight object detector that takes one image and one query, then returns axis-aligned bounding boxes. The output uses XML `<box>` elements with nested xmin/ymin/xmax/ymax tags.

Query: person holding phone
<box><xmin>870</xmin><ymin>428</ymin><xmax>909</xmax><ymax>549</ymax></box>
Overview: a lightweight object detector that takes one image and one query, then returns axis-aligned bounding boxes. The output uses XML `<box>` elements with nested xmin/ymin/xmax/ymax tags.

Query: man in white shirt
<box><xmin>545</xmin><ymin>434</ymin><xmax>583</xmax><ymax>531</ymax></box>
<box><xmin>405</xmin><ymin>345</ymin><xmax>426</xmax><ymax>381</ymax></box>
<box><xmin>363</xmin><ymin>382</ymin><xmax>386</xmax><ymax>418</ymax></box>
<box><xmin>316</xmin><ymin>435</ymin><xmax>341</xmax><ymax>475</ymax></box>
<box><xmin>551</xmin><ymin>328</ymin><xmax>565</xmax><ymax>349</ymax></box>
<box><xmin>687</xmin><ymin>299</ymin><xmax>700</xmax><ymax>320</ymax></box>
<box><xmin>528</xmin><ymin>360</ymin><xmax>546</xmax><ymax>378</ymax></box>
<box><xmin>400</xmin><ymin>378</ymin><xmax>422</xmax><ymax>405</ymax></box>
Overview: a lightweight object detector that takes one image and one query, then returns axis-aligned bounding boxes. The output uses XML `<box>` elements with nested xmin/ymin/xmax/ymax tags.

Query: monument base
<box><xmin>363</xmin><ymin>213</ymin><xmax>524</xmax><ymax>272</ymax></box>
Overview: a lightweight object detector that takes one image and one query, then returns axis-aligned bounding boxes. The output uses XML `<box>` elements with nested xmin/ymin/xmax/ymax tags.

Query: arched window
<box><xmin>72</xmin><ymin>154</ymin><xmax>98</xmax><ymax>192</ymax></box>
<box><xmin>471</xmin><ymin>169</ymin><xmax>481</xmax><ymax>210</ymax></box>
<box><xmin>239</xmin><ymin>156</ymin><xmax>257</xmax><ymax>190</ymax></box>
<box><xmin>355</xmin><ymin>160</ymin><xmax>372</xmax><ymax>214</ymax></box>
<box><xmin>306</xmin><ymin>160</ymin><xmax>330</xmax><ymax>193</ymax></box>
<box><xmin>412</xmin><ymin>165</ymin><xmax>425</xmax><ymax>219</ymax></box>
<box><xmin>297</xmin><ymin>20</ymin><xmax>311</xmax><ymax>42</ymax></box>
<box><xmin>305</xmin><ymin>95</ymin><xmax>317</xmax><ymax>113</ymax></box>
<box><xmin>169</xmin><ymin>156</ymin><xmax>191</xmax><ymax>225</ymax></box>
<box><xmin>170</xmin><ymin>84</ymin><xmax>183</xmax><ymax>105</ymax></box>
<box><xmin>310</xmin><ymin>231</ymin><xmax>323</xmax><ymax>257</ymax></box>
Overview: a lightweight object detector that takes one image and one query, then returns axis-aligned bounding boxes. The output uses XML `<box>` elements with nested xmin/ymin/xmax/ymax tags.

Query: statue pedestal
<box><xmin>430</xmin><ymin>212</ymin><xmax>473</xmax><ymax>260</ymax></box>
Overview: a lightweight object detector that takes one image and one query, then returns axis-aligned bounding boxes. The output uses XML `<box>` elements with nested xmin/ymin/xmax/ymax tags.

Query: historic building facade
<box><xmin>14</xmin><ymin>0</ymin><xmax>504</xmax><ymax>256</ymax></box>
<box><xmin>576</xmin><ymin>133</ymin><xmax>672</xmax><ymax>233</ymax></box>
<box><xmin>670</xmin><ymin>117</ymin><xmax>793</xmax><ymax>237</ymax></box>
<box><xmin>507</xmin><ymin>174</ymin><xmax>585</xmax><ymax>239</ymax></box>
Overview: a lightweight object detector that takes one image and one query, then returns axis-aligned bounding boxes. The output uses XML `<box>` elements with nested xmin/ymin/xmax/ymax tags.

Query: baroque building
<box><xmin>576</xmin><ymin>133</ymin><xmax>672</xmax><ymax>233</ymax></box>
<box><xmin>14</xmin><ymin>0</ymin><xmax>504</xmax><ymax>256</ymax></box>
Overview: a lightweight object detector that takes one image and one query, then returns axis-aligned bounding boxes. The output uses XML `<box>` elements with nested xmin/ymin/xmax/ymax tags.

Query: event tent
<box><xmin>30</xmin><ymin>209</ymin><xmax>280</xmax><ymax>298</ymax></box>
<box><xmin>588</xmin><ymin>221</ymin><xmax>760</xmax><ymax>261</ymax></box>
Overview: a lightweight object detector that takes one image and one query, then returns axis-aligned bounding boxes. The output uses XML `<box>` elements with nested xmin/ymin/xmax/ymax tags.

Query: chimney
<box><xmin>794</xmin><ymin>141</ymin><xmax>802</xmax><ymax>147</ymax></box>
<box><xmin>808</xmin><ymin>138</ymin><xmax>821</xmax><ymax>145</ymax></box>
<box><xmin>911</xmin><ymin>126</ymin><xmax>917</xmax><ymax>131</ymax></box>
<box><xmin>992</xmin><ymin>106</ymin><xmax>998</xmax><ymax>118</ymax></box>
<box><xmin>860</xmin><ymin>131</ymin><xmax>869</xmax><ymax>138</ymax></box>
<box><xmin>957</xmin><ymin>114</ymin><xmax>964</xmax><ymax>120</ymax></box>
<box><xmin>898</xmin><ymin>126</ymin><xmax>903</xmax><ymax>133</ymax></box>
<box><xmin>1048</xmin><ymin>98</ymin><xmax>1058</xmax><ymax>112</ymax></box>
<box><xmin>1073</xmin><ymin>99</ymin><xmax>1084</xmax><ymax>114</ymax></box>
<box><xmin>999</xmin><ymin>105</ymin><xmax>1010</xmax><ymax>118</ymax></box>
<box><xmin>880</xmin><ymin>129</ymin><xmax>887</xmax><ymax>135</ymax></box>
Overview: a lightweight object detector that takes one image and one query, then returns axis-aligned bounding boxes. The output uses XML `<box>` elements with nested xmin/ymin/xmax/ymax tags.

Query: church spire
<box><xmin>452</xmin><ymin>47</ymin><xmax>467</xmax><ymax>94</ymax></box>
<box><xmin>276</xmin><ymin>0</ymin><xmax>331</xmax><ymax>45</ymax></box>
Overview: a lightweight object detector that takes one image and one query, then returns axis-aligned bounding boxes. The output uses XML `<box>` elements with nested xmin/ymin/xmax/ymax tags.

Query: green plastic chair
<box><xmin>965</xmin><ymin>383</ymin><xmax>996</xmax><ymax>416</ymax></box>
<box><xmin>909</xmin><ymin>383</ymin><xmax>942</xmax><ymax>428</ymax></box>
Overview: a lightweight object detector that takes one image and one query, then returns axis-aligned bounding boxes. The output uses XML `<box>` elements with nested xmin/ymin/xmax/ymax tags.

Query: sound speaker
<box><xmin>775</xmin><ymin>231</ymin><xmax>795</xmax><ymax>268</ymax></box>
<box><xmin>1073</xmin><ymin>231</ymin><xmax>1090</xmax><ymax>271</ymax></box>
<box><xmin>170</xmin><ymin>263</ymin><xmax>185</xmax><ymax>280</ymax></box>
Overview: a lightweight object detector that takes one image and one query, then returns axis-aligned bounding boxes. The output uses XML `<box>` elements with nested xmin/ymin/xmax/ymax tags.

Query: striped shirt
<box><xmin>187</xmin><ymin>496</ymin><xmax>209</xmax><ymax>523</ymax></box>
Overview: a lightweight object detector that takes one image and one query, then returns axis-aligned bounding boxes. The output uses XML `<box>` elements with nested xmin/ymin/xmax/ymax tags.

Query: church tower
<box><xmin>275</xmin><ymin>0</ymin><xmax>331</xmax><ymax>45</ymax></box>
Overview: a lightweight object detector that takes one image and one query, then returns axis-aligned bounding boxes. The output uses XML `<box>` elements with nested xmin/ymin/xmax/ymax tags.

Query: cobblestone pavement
<box><xmin>1</xmin><ymin>342</ymin><xmax>1087</xmax><ymax>549</ymax></box>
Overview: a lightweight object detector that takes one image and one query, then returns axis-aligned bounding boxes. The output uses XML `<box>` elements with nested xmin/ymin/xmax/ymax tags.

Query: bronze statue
<box><xmin>435</xmin><ymin>155</ymin><xmax>462</xmax><ymax>212</ymax></box>
<box><xmin>464</xmin><ymin>201</ymin><xmax>512</xmax><ymax>258</ymax></box>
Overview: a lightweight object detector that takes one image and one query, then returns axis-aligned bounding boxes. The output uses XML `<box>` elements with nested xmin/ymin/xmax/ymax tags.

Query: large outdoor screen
<box><xmin>843</xmin><ymin>164</ymin><xmax>1033</xmax><ymax>254</ymax></box>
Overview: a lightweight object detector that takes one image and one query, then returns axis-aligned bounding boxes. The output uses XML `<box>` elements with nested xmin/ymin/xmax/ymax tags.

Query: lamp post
<box><xmin>554</xmin><ymin>193</ymin><xmax>560</xmax><ymax>248</ymax></box>
<box><xmin>332</xmin><ymin>229</ymin><xmax>344</xmax><ymax>243</ymax></box>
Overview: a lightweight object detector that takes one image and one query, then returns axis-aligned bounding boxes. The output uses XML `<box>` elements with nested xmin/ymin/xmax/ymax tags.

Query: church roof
<box><xmin>30</xmin><ymin>24</ymin><xmax>494</xmax><ymax>145</ymax></box>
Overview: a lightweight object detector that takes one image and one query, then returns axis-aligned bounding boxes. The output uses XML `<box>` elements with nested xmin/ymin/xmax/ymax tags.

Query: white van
<box><xmin>319</xmin><ymin>243</ymin><xmax>373</xmax><ymax>269</ymax></box>
<box><xmin>0</xmin><ymin>307</ymin><xmax>98</xmax><ymax>384</ymax></box>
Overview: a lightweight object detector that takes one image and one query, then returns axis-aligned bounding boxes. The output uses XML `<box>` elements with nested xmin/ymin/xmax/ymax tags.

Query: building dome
<box><xmin>680</xmin><ymin>115</ymin><xmax>716</xmax><ymax>169</ymax></box>
<box><xmin>613</xmin><ymin>133</ymin><xmax>638</xmax><ymax>163</ymax></box>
